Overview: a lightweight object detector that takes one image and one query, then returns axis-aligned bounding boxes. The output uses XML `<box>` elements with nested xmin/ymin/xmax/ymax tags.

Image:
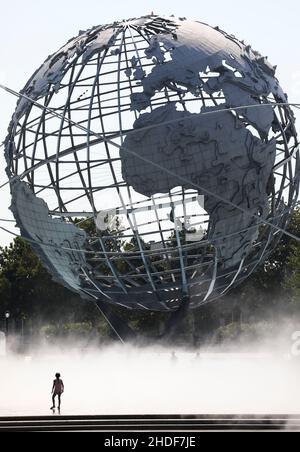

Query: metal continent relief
<box><xmin>121</xmin><ymin>103</ymin><xmax>276</xmax><ymax>269</ymax></box>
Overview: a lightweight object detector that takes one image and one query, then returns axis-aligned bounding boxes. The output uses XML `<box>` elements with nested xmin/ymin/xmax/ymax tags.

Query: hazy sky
<box><xmin>0</xmin><ymin>0</ymin><xmax>299</xmax><ymax>246</ymax></box>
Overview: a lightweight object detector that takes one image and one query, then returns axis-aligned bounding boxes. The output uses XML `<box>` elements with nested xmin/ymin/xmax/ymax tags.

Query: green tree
<box><xmin>0</xmin><ymin>237</ymin><xmax>98</xmax><ymax>327</ymax></box>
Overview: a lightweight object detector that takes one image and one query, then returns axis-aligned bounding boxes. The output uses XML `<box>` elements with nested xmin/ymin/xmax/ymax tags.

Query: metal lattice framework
<box><xmin>4</xmin><ymin>15</ymin><xmax>300</xmax><ymax>314</ymax></box>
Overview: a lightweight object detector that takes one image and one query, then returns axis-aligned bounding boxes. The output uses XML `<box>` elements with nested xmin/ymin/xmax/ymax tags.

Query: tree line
<box><xmin>0</xmin><ymin>206</ymin><xmax>300</xmax><ymax>347</ymax></box>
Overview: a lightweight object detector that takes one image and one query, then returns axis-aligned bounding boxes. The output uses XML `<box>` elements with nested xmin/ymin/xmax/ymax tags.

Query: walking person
<box><xmin>51</xmin><ymin>373</ymin><xmax>64</xmax><ymax>411</ymax></box>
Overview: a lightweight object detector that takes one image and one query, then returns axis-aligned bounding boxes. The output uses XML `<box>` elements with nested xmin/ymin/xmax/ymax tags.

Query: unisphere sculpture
<box><xmin>4</xmin><ymin>16</ymin><xmax>300</xmax><ymax>323</ymax></box>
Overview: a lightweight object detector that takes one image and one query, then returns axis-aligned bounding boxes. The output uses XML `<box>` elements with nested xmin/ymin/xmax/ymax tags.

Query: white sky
<box><xmin>0</xmin><ymin>0</ymin><xmax>300</xmax><ymax>246</ymax></box>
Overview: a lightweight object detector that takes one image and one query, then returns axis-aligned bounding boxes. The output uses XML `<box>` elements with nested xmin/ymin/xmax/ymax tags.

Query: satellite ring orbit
<box><xmin>3</xmin><ymin>15</ymin><xmax>299</xmax><ymax>336</ymax></box>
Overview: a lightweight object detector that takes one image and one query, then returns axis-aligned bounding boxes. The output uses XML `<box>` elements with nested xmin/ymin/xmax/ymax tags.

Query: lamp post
<box><xmin>5</xmin><ymin>311</ymin><xmax>10</xmax><ymax>338</ymax></box>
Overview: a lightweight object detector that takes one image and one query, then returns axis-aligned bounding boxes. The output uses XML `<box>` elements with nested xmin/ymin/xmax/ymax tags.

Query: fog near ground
<box><xmin>1</xmin><ymin>339</ymin><xmax>300</xmax><ymax>416</ymax></box>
